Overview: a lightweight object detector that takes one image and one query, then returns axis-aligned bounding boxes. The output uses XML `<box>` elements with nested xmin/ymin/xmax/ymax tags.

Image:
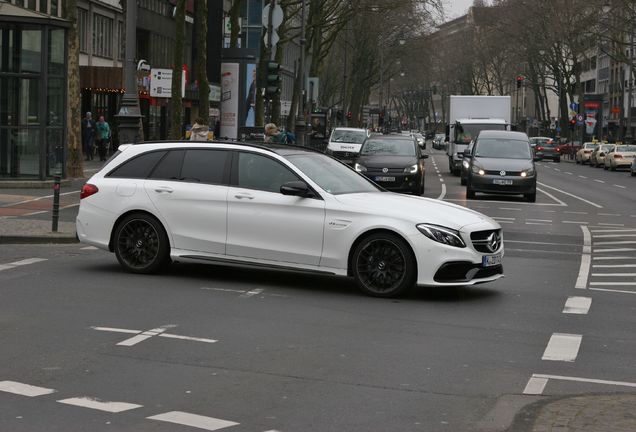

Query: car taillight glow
<box><xmin>80</xmin><ymin>183</ymin><xmax>99</xmax><ymax>199</ymax></box>
<box><xmin>537</xmin><ymin>146</ymin><xmax>544</xmax><ymax>151</ymax></box>
<box><xmin>556</xmin><ymin>148</ymin><xmax>560</xmax><ymax>152</ymax></box>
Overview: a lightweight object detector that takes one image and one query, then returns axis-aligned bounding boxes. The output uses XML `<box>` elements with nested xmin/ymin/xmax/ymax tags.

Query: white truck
<box><xmin>446</xmin><ymin>95</ymin><xmax>511</xmax><ymax>175</ymax></box>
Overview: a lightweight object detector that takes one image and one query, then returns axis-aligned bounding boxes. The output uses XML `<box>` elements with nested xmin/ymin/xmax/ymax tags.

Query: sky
<box><xmin>444</xmin><ymin>0</ymin><xmax>479</xmax><ymax>19</ymax></box>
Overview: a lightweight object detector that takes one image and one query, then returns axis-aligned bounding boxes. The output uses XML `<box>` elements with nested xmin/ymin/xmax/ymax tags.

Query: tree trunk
<box><xmin>196</xmin><ymin>0</ymin><xmax>209</xmax><ymax>120</ymax></box>
<box><xmin>287</xmin><ymin>62</ymin><xmax>301</xmax><ymax>132</ymax></box>
<box><xmin>169</xmin><ymin>0</ymin><xmax>185</xmax><ymax>140</ymax></box>
<box><xmin>63</xmin><ymin>0</ymin><xmax>84</xmax><ymax>178</ymax></box>
<box><xmin>256</xmin><ymin>37</ymin><xmax>267</xmax><ymax>127</ymax></box>
<box><xmin>229</xmin><ymin>0</ymin><xmax>244</xmax><ymax>48</ymax></box>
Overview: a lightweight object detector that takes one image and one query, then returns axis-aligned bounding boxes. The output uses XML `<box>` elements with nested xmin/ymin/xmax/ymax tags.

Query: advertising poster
<box><xmin>583</xmin><ymin>99</ymin><xmax>601</xmax><ymax>139</ymax></box>
<box><xmin>220</xmin><ymin>63</ymin><xmax>239</xmax><ymax>139</ymax></box>
<box><xmin>245</xmin><ymin>64</ymin><xmax>257</xmax><ymax>127</ymax></box>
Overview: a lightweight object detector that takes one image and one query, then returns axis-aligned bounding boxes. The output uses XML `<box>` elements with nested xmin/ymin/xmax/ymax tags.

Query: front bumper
<box><xmin>470</xmin><ymin>174</ymin><xmax>536</xmax><ymax>195</ymax></box>
<box><xmin>362</xmin><ymin>171</ymin><xmax>423</xmax><ymax>193</ymax></box>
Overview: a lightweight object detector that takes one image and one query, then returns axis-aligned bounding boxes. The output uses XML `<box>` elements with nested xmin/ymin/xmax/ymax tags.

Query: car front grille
<box><xmin>333</xmin><ymin>151</ymin><xmax>356</xmax><ymax>159</ymax></box>
<box><xmin>470</xmin><ymin>229</ymin><xmax>502</xmax><ymax>253</ymax></box>
<box><xmin>484</xmin><ymin>170</ymin><xmax>522</xmax><ymax>176</ymax></box>
<box><xmin>433</xmin><ymin>261</ymin><xmax>503</xmax><ymax>282</ymax></box>
<box><xmin>367</xmin><ymin>167</ymin><xmax>404</xmax><ymax>175</ymax></box>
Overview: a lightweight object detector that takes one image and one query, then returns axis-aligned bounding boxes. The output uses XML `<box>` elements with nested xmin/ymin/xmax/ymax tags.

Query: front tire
<box><xmin>460</xmin><ymin>175</ymin><xmax>467</xmax><ymax>186</ymax></box>
<box><xmin>113</xmin><ymin>213</ymin><xmax>171</xmax><ymax>274</ymax></box>
<box><xmin>525</xmin><ymin>192</ymin><xmax>536</xmax><ymax>202</ymax></box>
<box><xmin>466</xmin><ymin>184</ymin><xmax>476</xmax><ymax>199</ymax></box>
<box><xmin>352</xmin><ymin>233</ymin><xmax>416</xmax><ymax>298</ymax></box>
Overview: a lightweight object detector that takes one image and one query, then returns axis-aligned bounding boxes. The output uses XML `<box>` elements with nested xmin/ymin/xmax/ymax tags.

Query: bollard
<box><xmin>52</xmin><ymin>175</ymin><xmax>61</xmax><ymax>232</ymax></box>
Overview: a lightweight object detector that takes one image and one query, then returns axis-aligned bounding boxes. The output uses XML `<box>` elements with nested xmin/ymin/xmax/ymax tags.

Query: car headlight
<box><xmin>416</xmin><ymin>224</ymin><xmax>466</xmax><ymax>248</ymax></box>
<box><xmin>354</xmin><ymin>163</ymin><xmax>367</xmax><ymax>172</ymax></box>
<box><xmin>471</xmin><ymin>165</ymin><xmax>485</xmax><ymax>175</ymax></box>
<box><xmin>404</xmin><ymin>164</ymin><xmax>418</xmax><ymax>174</ymax></box>
<box><xmin>462</xmin><ymin>160</ymin><xmax>470</xmax><ymax>169</ymax></box>
<box><xmin>520</xmin><ymin>168</ymin><xmax>535</xmax><ymax>178</ymax></box>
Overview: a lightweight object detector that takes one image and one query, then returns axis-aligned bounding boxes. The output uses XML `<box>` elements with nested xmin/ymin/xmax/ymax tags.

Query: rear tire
<box><xmin>525</xmin><ymin>192</ymin><xmax>536</xmax><ymax>203</ymax></box>
<box><xmin>351</xmin><ymin>233</ymin><xmax>416</xmax><ymax>298</ymax></box>
<box><xmin>610</xmin><ymin>164</ymin><xmax>616</xmax><ymax>171</ymax></box>
<box><xmin>604</xmin><ymin>164</ymin><xmax>609</xmax><ymax>170</ymax></box>
<box><xmin>113</xmin><ymin>213</ymin><xmax>171</xmax><ymax>274</ymax></box>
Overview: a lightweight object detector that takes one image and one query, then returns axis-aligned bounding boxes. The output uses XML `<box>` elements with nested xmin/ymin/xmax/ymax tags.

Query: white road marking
<box><xmin>525</xmin><ymin>222</ymin><xmax>549</xmax><ymax>225</ymax></box>
<box><xmin>537</xmin><ymin>188</ymin><xmax>567</xmax><ymax>206</ymax></box>
<box><xmin>614</xmin><ymin>184</ymin><xmax>627</xmax><ymax>189</ymax></box>
<box><xmin>563</xmin><ymin>221</ymin><xmax>588</xmax><ymax>224</ymax></box>
<box><xmin>23</xmin><ymin>211</ymin><xmax>47</xmax><ymax>216</ymax></box>
<box><xmin>590</xmin><ymin>282</ymin><xmax>636</xmax><ymax>286</ymax></box>
<box><xmin>523</xmin><ymin>377</ymin><xmax>548</xmax><ymax>395</ymax></box>
<box><xmin>594</xmin><ymin>179</ymin><xmax>605</xmax><ymax>183</ymax></box>
<box><xmin>564</xmin><ymin>211</ymin><xmax>588</xmax><ymax>215</ymax></box>
<box><xmin>0</xmin><ymin>381</ymin><xmax>56</xmax><ymax>397</ymax></box>
<box><xmin>148</xmin><ymin>411</ymin><xmax>239</xmax><ymax>431</ymax></box>
<box><xmin>554</xmin><ymin>168</ymin><xmax>561</xmax><ymax>171</ymax></box>
<box><xmin>563</xmin><ymin>297</ymin><xmax>592</xmax><ymax>314</ymax></box>
<box><xmin>593</xmin><ymin>256</ymin><xmax>636</xmax><ymax>260</ymax></box>
<box><xmin>92</xmin><ymin>325</ymin><xmax>218</xmax><ymax>346</ymax></box>
<box><xmin>593</xmin><ymin>234</ymin><xmax>636</xmax><ymax>238</ymax></box>
<box><xmin>81</xmin><ymin>246</ymin><xmax>98</xmax><ymax>250</ymax></box>
<box><xmin>542</xmin><ymin>333</ymin><xmax>582</xmax><ymax>362</ymax></box>
<box><xmin>0</xmin><ymin>258</ymin><xmax>48</xmax><ymax>272</ymax></box>
<box><xmin>590</xmin><ymin>287</ymin><xmax>636</xmax><ymax>295</ymax></box>
<box><xmin>504</xmin><ymin>240</ymin><xmax>581</xmax><ymax>247</ymax></box>
<box><xmin>493</xmin><ymin>217</ymin><xmax>516</xmax><ymax>220</ymax></box>
<box><xmin>437</xmin><ymin>183</ymin><xmax>446</xmax><ymax>200</ymax></box>
<box><xmin>597</xmin><ymin>213</ymin><xmax>621</xmax><ymax>216</ymax></box>
<box><xmin>594</xmin><ymin>264</ymin><xmax>636</xmax><ymax>268</ymax></box>
<box><xmin>499</xmin><ymin>207</ymin><xmax>522</xmax><ymax>211</ymax></box>
<box><xmin>591</xmin><ymin>273</ymin><xmax>636</xmax><ymax>277</ymax></box>
<box><xmin>565</xmin><ymin>171</ymin><xmax>573</xmax><ymax>175</ymax></box>
<box><xmin>575</xmin><ymin>255</ymin><xmax>591</xmax><ymax>289</ymax></box>
<box><xmin>241</xmin><ymin>288</ymin><xmax>264</xmax><ymax>298</ymax></box>
<box><xmin>537</xmin><ymin>182</ymin><xmax>602</xmax><ymax>208</ymax></box>
<box><xmin>2</xmin><ymin>190</ymin><xmax>81</xmax><ymax>208</ymax></box>
<box><xmin>578</xmin><ymin>175</ymin><xmax>588</xmax><ymax>179</ymax></box>
<box><xmin>494</xmin><ymin>220</ymin><xmax>514</xmax><ymax>224</ymax></box>
<box><xmin>526</xmin><ymin>219</ymin><xmax>552</xmax><ymax>223</ymax></box>
<box><xmin>591</xmin><ymin>229</ymin><xmax>636</xmax><ymax>233</ymax></box>
<box><xmin>593</xmin><ymin>248</ymin><xmax>636</xmax><ymax>253</ymax></box>
<box><xmin>201</xmin><ymin>287</ymin><xmax>247</xmax><ymax>293</ymax></box>
<box><xmin>531</xmin><ymin>373</ymin><xmax>636</xmax><ymax>389</ymax></box>
<box><xmin>57</xmin><ymin>397</ymin><xmax>142</xmax><ymax>413</ymax></box>
<box><xmin>594</xmin><ymin>241</ymin><xmax>636</xmax><ymax>245</ymax></box>
<box><xmin>596</xmin><ymin>223</ymin><xmax>625</xmax><ymax>227</ymax></box>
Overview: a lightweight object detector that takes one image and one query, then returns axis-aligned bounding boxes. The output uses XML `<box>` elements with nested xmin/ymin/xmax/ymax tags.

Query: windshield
<box><xmin>584</xmin><ymin>143</ymin><xmax>599</xmax><ymax>150</ymax></box>
<box><xmin>530</xmin><ymin>138</ymin><xmax>551</xmax><ymax>146</ymax></box>
<box><xmin>360</xmin><ymin>139</ymin><xmax>415</xmax><ymax>156</ymax></box>
<box><xmin>455</xmin><ymin>124</ymin><xmax>506</xmax><ymax>144</ymax></box>
<box><xmin>330</xmin><ymin>129</ymin><xmax>367</xmax><ymax>144</ymax></box>
<box><xmin>288</xmin><ymin>154</ymin><xmax>380</xmax><ymax>195</ymax></box>
<box><xmin>475</xmin><ymin>138</ymin><xmax>531</xmax><ymax>159</ymax></box>
<box><xmin>617</xmin><ymin>145</ymin><xmax>636</xmax><ymax>152</ymax></box>
<box><xmin>600</xmin><ymin>145</ymin><xmax>614</xmax><ymax>151</ymax></box>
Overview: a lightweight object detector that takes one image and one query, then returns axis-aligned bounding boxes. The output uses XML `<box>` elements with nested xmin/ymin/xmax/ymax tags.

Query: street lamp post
<box><xmin>115</xmin><ymin>0</ymin><xmax>143</xmax><ymax>144</ymax></box>
<box><xmin>295</xmin><ymin>0</ymin><xmax>308</xmax><ymax>147</ymax></box>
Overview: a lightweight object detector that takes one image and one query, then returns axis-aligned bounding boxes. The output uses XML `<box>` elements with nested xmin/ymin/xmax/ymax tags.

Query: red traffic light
<box><xmin>516</xmin><ymin>75</ymin><xmax>525</xmax><ymax>82</ymax></box>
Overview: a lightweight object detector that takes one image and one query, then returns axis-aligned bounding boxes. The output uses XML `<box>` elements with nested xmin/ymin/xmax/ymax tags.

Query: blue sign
<box><xmin>569</xmin><ymin>103</ymin><xmax>579</xmax><ymax>111</ymax></box>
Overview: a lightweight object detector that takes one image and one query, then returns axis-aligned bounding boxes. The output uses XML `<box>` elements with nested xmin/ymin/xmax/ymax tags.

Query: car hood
<box><xmin>473</xmin><ymin>157</ymin><xmax>533</xmax><ymax>171</ymax></box>
<box><xmin>355</xmin><ymin>155</ymin><xmax>418</xmax><ymax>169</ymax></box>
<box><xmin>333</xmin><ymin>192</ymin><xmax>497</xmax><ymax>231</ymax></box>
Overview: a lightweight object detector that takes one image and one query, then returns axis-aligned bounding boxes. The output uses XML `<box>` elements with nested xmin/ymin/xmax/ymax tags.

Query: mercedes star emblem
<box><xmin>500</xmin><ymin>170</ymin><xmax>506</xmax><ymax>176</ymax></box>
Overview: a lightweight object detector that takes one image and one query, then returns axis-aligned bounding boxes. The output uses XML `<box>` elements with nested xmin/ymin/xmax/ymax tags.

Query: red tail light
<box><xmin>556</xmin><ymin>147</ymin><xmax>561</xmax><ymax>152</ymax></box>
<box><xmin>80</xmin><ymin>184</ymin><xmax>99</xmax><ymax>199</ymax></box>
<box><xmin>537</xmin><ymin>146</ymin><xmax>544</xmax><ymax>151</ymax></box>
<box><xmin>614</xmin><ymin>154</ymin><xmax>623</xmax><ymax>159</ymax></box>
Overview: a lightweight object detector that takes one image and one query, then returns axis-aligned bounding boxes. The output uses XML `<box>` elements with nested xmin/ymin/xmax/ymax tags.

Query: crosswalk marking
<box><xmin>0</xmin><ymin>258</ymin><xmax>48</xmax><ymax>272</ymax></box>
<box><xmin>542</xmin><ymin>333</ymin><xmax>582</xmax><ymax>362</ymax></box>
<box><xmin>57</xmin><ymin>397</ymin><xmax>143</xmax><ymax>413</ymax></box>
<box><xmin>563</xmin><ymin>297</ymin><xmax>592</xmax><ymax>314</ymax></box>
<box><xmin>148</xmin><ymin>411</ymin><xmax>239</xmax><ymax>431</ymax></box>
<box><xmin>0</xmin><ymin>381</ymin><xmax>56</xmax><ymax>397</ymax></box>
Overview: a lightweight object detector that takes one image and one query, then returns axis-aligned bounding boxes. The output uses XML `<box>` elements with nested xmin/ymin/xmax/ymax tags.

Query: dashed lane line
<box><xmin>562</xmin><ymin>297</ymin><xmax>592</xmax><ymax>314</ymax></box>
<box><xmin>597</xmin><ymin>213</ymin><xmax>621</xmax><ymax>216</ymax></box>
<box><xmin>575</xmin><ymin>226</ymin><xmax>591</xmax><ymax>289</ymax></box>
<box><xmin>57</xmin><ymin>397</ymin><xmax>143</xmax><ymax>413</ymax></box>
<box><xmin>0</xmin><ymin>381</ymin><xmax>56</xmax><ymax>397</ymax></box>
<box><xmin>593</xmin><ymin>248</ymin><xmax>636</xmax><ymax>253</ymax></box>
<box><xmin>592</xmin><ymin>256</ymin><xmax>636</xmax><ymax>260</ymax></box>
<box><xmin>147</xmin><ymin>411</ymin><xmax>239</xmax><ymax>431</ymax></box>
<box><xmin>594</xmin><ymin>179</ymin><xmax>605</xmax><ymax>183</ymax></box>
<box><xmin>593</xmin><ymin>234</ymin><xmax>636</xmax><ymax>238</ymax></box>
<box><xmin>564</xmin><ymin>211</ymin><xmax>588</xmax><ymax>215</ymax></box>
<box><xmin>578</xmin><ymin>175</ymin><xmax>588</xmax><ymax>179</ymax></box>
<box><xmin>594</xmin><ymin>241</ymin><xmax>636</xmax><ymax>246</ymax></box>
<box><xmin>526</xmin><ymin>219</ymin><xmax>553</xmax><ymax>223</ymax></box>
<box><xmin>614</xmin><ymin>184</ymin><xmax>627</xmax><ymax>189</ymax></box>
<box><xmin>595</xmin><ymin>223</ymin><xmax>625</xmax><ymax>227</ymax></box>
<box><xmin>437</xmin><ymin>183</ymin><xmax>446</xmax><ymax>200</ymax></box>
<box><xmin>563</xmin><ymin>221</ymin><xmax>588</xmax><ymax>224</ymax></box>
<box><xmin>542</xmin><ymin>333</ymin><xmax>582</xmax><ymax>362</ymax></box>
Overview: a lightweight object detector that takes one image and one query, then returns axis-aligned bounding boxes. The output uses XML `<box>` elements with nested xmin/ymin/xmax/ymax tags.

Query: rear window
<box><xmin>107</xmin><ymin>151</ymin><xmax>166</xmax><ymax>179</ymax></box>
<box><xmin>617</xmin><ymin>145</ymin><xmax>636</xmax><ymax>152</ymax></box>
<box><xmin>331</xmin><ymin>130</ymin><xmax>367</xmax><ymax>144</ymax></box>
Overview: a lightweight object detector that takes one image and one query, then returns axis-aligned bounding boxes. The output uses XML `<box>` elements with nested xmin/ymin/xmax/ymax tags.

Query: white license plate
<box><xmin>482</xmin><ymin>254</ymin><xmax>502</xmax><ymax>267</ymax></box>
<box><xmin>375</xmin><ymin>176</ymin><xmax>396</xmax><ymax>182</ymax></box>
<box><xmin>493</xmin><ymin>179</ymin><xmax>513</xmax><ymax>185</ymax></box>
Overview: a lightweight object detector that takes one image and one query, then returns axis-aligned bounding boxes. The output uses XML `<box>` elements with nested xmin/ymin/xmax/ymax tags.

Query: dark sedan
<box><xmin>531</xmin><ymin>137</ymin><xmax>560</xmax><ymax>162</ymax></box>
<box><xmin>464</xmin><ymin>130</ymin><xmax>537</xmax><ymax>202</ymax></box>
<box><xmin>354</xmin><ymin>135</ymin><xmax>428</xmax><ymax>195</ymax></box>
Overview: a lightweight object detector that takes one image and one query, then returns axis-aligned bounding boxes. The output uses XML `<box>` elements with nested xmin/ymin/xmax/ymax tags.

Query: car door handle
<box><xmin>154</xmin><ymin>186</ymin><xmax>174</xmax><ymax>194</ymax></box>
<box><xmin>234</xmin><ymin>193</ymin><xmax>254</xmax><ymax>200</ymax></box>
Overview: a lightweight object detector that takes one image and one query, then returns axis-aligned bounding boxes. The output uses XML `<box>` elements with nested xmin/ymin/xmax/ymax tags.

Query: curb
<box><xmin>0</xmin><ymin>235</ymin><xmax>79</xmax><ymax>245</ymax></box>
<box><xmin>0</xmin><ymin>179</ymin><xmax>73</xmax><ymax>189</ymax></box>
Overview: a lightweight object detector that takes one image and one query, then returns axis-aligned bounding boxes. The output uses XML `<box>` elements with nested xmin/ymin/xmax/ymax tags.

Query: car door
<box><xmin>144</xmin><ymin>148</ymin><xmax>230</xmax><ymax>255</ymax></box>
<box><xmin>226</xmin><ymin>151</ymin><xmax>326</xmax><ymax>266</ymax></box>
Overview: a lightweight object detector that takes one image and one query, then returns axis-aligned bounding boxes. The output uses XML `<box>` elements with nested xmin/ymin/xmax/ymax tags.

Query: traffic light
<box><xmin>346</xmin><ymin>111</ymin><xmax>352</xmax><ymax>120</ymax></box>
<box><xmin>569</xmin><ymin>117</ymin><xmax>576</xmax><ymax>130</ymax></box>
<box><xmin>265</xmin><ymin>62</ymin><xmax>281</xmax><ymax>98</ymax></box>
<box><xmin>516</xmin><ymin>75</ymin><xmax>524</xmax><ymax>89</ymax></box>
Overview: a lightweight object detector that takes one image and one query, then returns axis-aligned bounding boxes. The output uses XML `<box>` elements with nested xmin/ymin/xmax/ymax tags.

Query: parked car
<box><xmin>464</xmin><ymin>130</ymin><xmax>536</xmax><ymax>202</ymax></box>
<box><xmin>590</xmin><ymin>143</ymin><xmax>616</xmax><ymax>167</ymax></box>
<box><xmin>77</xmin><ymin>141</ymin><xmax>503</xmax><ymax>298</ymax></box>
<box><xmin>433</xmin><ymin>133</ymin><xmax>446</xmax><ymax>150</ymax></box>
<box><xmin>531</xmin><ymin>137</ymin><xmax>560</xmax><ymax>162</ymax></box>
<box><xmin>604</xmin><ymin>144</ymin><xmax>636</xmax><ymax>171</ymax></box>
<box><xmin>413</xmin><ymin>132</ymin><xmax>426</xmax><ymax>149</ymax></box>
<box><xmin>354</xmin><ymin>135</ymin><xmax>427</xmax><ymax>195</ymax></box>
<box><xmin>324</xmin><ymin>127</ymin><xmax>369</xmax><ymax>165</ymax></box>
<box><xmin>575</xmin><ymin>142</ymin><xmax>599</xmax><ymax>164</ymax></box>
<box><xmin>631</xmin><ymin>156</ymin><xmax>636</xmax><ymax>176</ymax></box>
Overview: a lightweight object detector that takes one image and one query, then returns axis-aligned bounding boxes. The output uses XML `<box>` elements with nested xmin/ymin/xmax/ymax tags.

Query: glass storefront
<box><xmin>0</xmin><ymin>19</ymin><xmax>68</xmax><ymax>180</ymax></box>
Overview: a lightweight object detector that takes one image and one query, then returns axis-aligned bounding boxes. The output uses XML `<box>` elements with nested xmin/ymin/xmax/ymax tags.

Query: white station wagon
<box><xmin>77</xmin><ymin>142</ymin><xmax>504</xmax><ymax>297</ymax></box>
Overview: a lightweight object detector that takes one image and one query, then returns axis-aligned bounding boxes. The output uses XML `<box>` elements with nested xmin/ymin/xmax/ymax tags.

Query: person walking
<box><xmin>264</xmin><ymin>123</ymin><xmax>287</xmax><ymax>144</ymax></box>
<box><xmin>81</xmin><ymin>112</ymin><xmax>96</xmax><ymax>161</ymax></box>
<box><xmin>95</xmin><ymin>115</ymin><xmax>111</xmax><ymax>161</ymax></box>
<box><xmin>190</xmin><ymin>118</ymin><xmax>210</xmax><ymax>141</ymax></box>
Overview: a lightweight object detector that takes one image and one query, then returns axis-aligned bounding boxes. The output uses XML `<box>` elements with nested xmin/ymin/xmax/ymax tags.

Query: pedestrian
<box><xmin>264</xmin><ymin>123</ymin><xmax>287</xmax><ymax>144</ymax></box>
<box><xmin>190</xmin><ymin>117</ymin><xmax>210</xmax><ymax>141</ymax></box>
<box><xmin>213</xmin><ymin>120</ymin><xmax>221</xmax><ymax>140</ymax></box>
<box><xmin>81</xmin><ymin>112</ymin><xmax>96</xmax><ymax>161</ymax></box>
<box><xmin>95</xmin><ymin>115</ymin><xmax>111</xmax><ymax>161</ymax></box>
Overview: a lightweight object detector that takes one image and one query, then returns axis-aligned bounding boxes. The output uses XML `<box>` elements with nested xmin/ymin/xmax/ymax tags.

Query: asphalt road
<box><xmin>1</xmin><ymin>149</ymin><xmax>635</xmax><ymax>431</ymax></box>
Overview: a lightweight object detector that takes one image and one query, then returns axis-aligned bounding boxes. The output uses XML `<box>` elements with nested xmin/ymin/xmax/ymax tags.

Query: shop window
<box><xmin>21</xmin><ymin>29</ymin><xmax>42</xmax><ymax>73</ymax></box>
<box><xmin>20</xmin><ymin>79</ymin><xmax>39</xmax><ymax>125</ymax></box>
<box><xmin>46</xmin><ymin>128</ymin><xmax>64</xmax><ymax>176</ymax></box>
<box><xmin>47</xmin><ymin>78</ymin><xmax>64</xmax><ymax>126</ymax></box>
<box><xmin>78</xmin><ymin>8</ymin><xmax>89</xmax><ymax>53</ymax></box>
<box><xmin>48</xmin><ymin>28</ymin><xmax>65</xmax><ymax>75</ymax></box>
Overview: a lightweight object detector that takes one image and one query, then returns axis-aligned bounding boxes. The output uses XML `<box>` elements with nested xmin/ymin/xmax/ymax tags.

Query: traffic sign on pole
<box><xmin>262</xmin><ymin>4</ymin><xmax>284</xmax><ymax>29</ymax></box>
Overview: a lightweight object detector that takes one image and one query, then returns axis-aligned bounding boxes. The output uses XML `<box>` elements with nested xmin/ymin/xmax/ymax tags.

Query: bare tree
<box><xmin>63</xmin><ymin>0</ymin><xmax>83</xmax><ymax>177</ymax></box>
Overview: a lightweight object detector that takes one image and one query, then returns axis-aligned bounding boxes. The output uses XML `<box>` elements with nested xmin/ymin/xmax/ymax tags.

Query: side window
<box><xmin>107</xmin><ymin>151</ymin><xmax>166</xmax><ymax>179</ymax></box>
<box><xmin>149</xmin><ymin>150</ymin><xmax>185</xmax><ymax>180</ymax></box>
<box><xmin>237</xmin><ymin>152</ymin><xmax>299</xmax><ymax>193</ymax></box>
<box><xmin>180</xmin><ymin>149</ymin><xmax>229</xmax><ymax>184</ymax></box>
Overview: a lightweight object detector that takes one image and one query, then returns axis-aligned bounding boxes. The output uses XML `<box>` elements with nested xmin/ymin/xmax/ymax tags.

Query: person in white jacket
<box><xmin>190</xmin><ymin>118</ymin><xmax>210</xmax><ymax>141</ymax></box>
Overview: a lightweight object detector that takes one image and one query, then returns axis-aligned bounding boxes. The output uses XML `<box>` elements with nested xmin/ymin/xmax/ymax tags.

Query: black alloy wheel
<box><xmin>114</xmin><ymin>214</ymin><xmax>170</xmax><ymax>274</ymax></box>
<box><xmin>352</xmin><ymin>233</ymin><xmax>416</xmax><ymax>298</ymax></box>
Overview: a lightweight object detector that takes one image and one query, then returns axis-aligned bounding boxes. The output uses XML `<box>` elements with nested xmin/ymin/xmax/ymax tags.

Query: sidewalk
<box><xmin>0</xmin><ymin>160</ymin><xmax>105</xmax><ymax>244</ymax></box>
<box><xmin>509</xmin><ymin>393</ymin><xmax>636</xmax><ymax>432</ymax></box>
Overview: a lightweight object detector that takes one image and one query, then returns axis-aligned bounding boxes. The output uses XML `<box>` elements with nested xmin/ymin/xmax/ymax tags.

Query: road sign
<box><xmin>576</xmin><ymin>114</ymin><xmax>584</xmax><ymax>122</ymax></box>
<box><xmin>263</xmin><ymin>30</ymin><xmax>279</xmax><ymax>48</ymax></box>
<box><xmin>570</xmin><ymin>102</ymin><xmax>579</xmax><ymax>111</ymax></box>
<box><xmin>262</xmin><ymin>3</ymin><xmax>284</xmax><ymax>29</ymax></box>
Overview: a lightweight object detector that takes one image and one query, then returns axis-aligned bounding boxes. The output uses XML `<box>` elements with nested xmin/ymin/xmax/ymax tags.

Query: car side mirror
<box><xmin>281</xmin><ymin>181</ymin><xmax>313</xmax><ymax>198</ymax></box>
<box><xmin>463</xmin><ymin>149</ymin><xmax>472</xmax><ymax>158</ymax></box>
